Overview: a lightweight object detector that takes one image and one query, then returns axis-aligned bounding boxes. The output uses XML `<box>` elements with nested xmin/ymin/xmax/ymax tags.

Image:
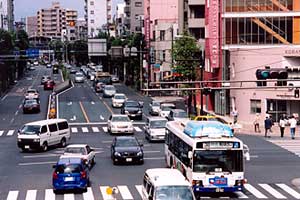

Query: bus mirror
<box><xmin>243</xmin><ymin>144</ymin><xmax>250</xmax><ymax>161</ymax></box>
<box><xmin>188</xmin><ymin>151</ymin><xmax>193</xmax><ymax>159</ymax></box>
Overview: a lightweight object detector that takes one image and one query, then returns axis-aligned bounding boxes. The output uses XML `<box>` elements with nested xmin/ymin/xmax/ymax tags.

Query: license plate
<box><xmin>126</xmin><ymin>158</ymin><xmax>132</xmax><ymax>162</ymax></box>
<box><xmin>25</xmin><ymin>145</ymin><xmax>30</xmax><ymax>149</ymax></box>
<box><xmin>216</xmin><ymin>188</ymin><xmax>224</xmax><ymax>192</ymax></box>
<box><xmin>64</xmin><ymin>177</ymin><xmax>74</xmax><ymax>181</ymax></box>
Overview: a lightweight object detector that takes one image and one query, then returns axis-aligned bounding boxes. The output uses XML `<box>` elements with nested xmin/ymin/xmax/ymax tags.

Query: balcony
<box><xmin>188</xmin><ymin>18</ymin><xmax>205</xmax><ymax>28</ymax></box>
<box><xmin>124</xmin><ymin>6</ymin><xmax>130</xmax><ymax>14</ymax></box>
<box><xmin>124</xmin><ymin>18</ymin><xmax>130</xmax><ymax>25</ymax></box>
<box><xmin>188</xmin><ymin>0</ymin><xmax>205</xmax><ymax>5</ymax></box>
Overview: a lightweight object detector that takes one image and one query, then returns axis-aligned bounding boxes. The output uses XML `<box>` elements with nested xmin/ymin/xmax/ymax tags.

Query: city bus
<box><xmin>165</xmin><ymin>120</ymin><xmax>250</xmax><ymax>196</ymax></box>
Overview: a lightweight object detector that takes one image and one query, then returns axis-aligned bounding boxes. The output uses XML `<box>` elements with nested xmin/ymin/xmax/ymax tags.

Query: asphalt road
<box><xmin>1</xmin><ymin>67</ymin><xmax>300</xmax><ymax>199</ymax></box>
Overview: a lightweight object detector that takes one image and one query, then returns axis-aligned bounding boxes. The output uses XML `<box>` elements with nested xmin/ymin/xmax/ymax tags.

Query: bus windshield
<box><xmin>193</xmin><ymin>150</ymin><xmax>243</xmax><ymax>173</ymax></box>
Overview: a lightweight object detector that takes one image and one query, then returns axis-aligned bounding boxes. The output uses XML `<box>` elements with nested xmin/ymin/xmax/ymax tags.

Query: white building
<box><xmin>86</xmin><ymin>0</ymin><xmax>107</xmax><ymax>38</ymax></box>
<box><xmin>0</xmin><ymin>0</ymin><xmax>14</xmax><ymax>31</ymax></box>
<box><xmin>115</xmin><ymin>3</ymin><xmax>126</xmax><ymax>37</ymax></box>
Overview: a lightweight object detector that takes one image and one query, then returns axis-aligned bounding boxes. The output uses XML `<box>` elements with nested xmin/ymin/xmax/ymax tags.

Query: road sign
<box><xmin>26</xmin><ymin>49</ymin><xmax>39</xmax><ymax>58</ymax></box>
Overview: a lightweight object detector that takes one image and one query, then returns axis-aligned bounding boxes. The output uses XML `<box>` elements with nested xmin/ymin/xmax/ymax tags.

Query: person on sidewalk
<box><xmin>232</xmin><ymin>109</ymin><xmax>238</xmax><ymax>124</ymax></box>
<box><xmin>279</xmin><ymin>115</ymin><xmax>286</xmax><ymax>138</ymax></box>
<box><xmin>264</xmin><ymin>116</ymin><xmax>272</xmax><ymax>138</ymax></box>
<box><xmin>288</xmin><ymin>115</ymin><xmax>297</xmax><ymax>139</ymax></box>
<box><xmin>253</xmin><ymin>113</ymin><xmax>261</xmax><ymax>133</ymax></box>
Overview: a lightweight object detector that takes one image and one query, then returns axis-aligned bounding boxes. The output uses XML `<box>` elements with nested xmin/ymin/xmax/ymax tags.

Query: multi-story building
<box><xmin>124</xmin><ymin>0</ymin><xmax>144</xmax><ymax>34</ymax></box>
<box><xmin>107</xmin><ymin>0</ymin><xmax>112</xmax><ymax>24</ymax></box>
<box><xmin>76</xmin><ymin>18</ymin><xmax>87</xmax><ymax>41</ymax></box>
<box><xmin>115</xmin><ymin>3</ymin><xmax>126</xmax><ymax>37</ymax></box>
<box><xmin>0</xmin><ymin>0</ymin><xmax>14</xmax><ymax>31</ymax></box>
<box><xmin>221</xmin><ymin>0</ymin><xmax>300</xmax><ymax>123</ymax></box>
<box><xmin>63</xmin><ymin>9</ymin><xmax>78</xmax><ymax>42</ymax></box>
<box><xmin>86</xmin><ymin>0</ymin><xmax>107</xmax><ymax>38</ymax></box>
<box><xmin>25</xmin><ymin>16</ymin><xmax>38</xmax><ymax>37</ymax></box>
<box><xmin>37</xmin><ymin>2</ymin><xmax>66</xmax><ymax>39</ymax></box>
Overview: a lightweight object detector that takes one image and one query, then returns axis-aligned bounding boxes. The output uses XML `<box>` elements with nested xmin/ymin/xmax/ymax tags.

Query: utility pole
<box><xmin>139</xmin><ymin>40</ymin><xmax>143</xmax><ymax>91</ymax></box>
<box><xmin>200</xmin><ymin>49</ymin><xmax>204</xmax><ymax>115</ymax></box>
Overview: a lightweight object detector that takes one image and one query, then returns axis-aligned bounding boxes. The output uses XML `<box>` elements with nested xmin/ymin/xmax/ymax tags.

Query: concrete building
<box><xmin>115</xmin><ymin>3</ymin><xmax>126</xmax><ymax>37</ymax></box>
<box><xmin>25</xmin><ymin>16</ymin><xmax>38</xmax><ymax>37</ymax></box>
<box><xmin>107</xmin><ymin>0</ymin><xmax>112</xmax><ymax>24</ymax></box>
<box><xmin>221</xmin><ymin>1</ymin><xmax>300</xmax><ymax>124</ymax></box>
<box><xmin>0</xmin><ymin>0</ymin><xmax>14</xmax><ymax>31</ymax></box>
<box><xmin>86</xmin><ymin>0</ymin><xmax>107</xmax><ymax>38</ymax></box>
<box><xmin>62</xmin><ymin>9</ymin><xmax>78</xmax><ymax>42</ymax></box>
<box><xmin>76</xmin><ymin>18</ymin><xmax>87</xmax><ymax>40</ymax></box>
<box><xmin>124</xmin><ymin>0</ymin><xmax>144</xmax><ymax>34</ymax></box>
<box><xmin>37</xmin><ymin>2</ymin><xmax>66</xmax><ymax>39</ymax></box>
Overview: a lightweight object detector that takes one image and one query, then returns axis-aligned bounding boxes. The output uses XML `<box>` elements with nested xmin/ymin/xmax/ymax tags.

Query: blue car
<box><xmin>52</xmin><ymin>157</ymin><xmax>90</xmax><ymax>193</ymax></box>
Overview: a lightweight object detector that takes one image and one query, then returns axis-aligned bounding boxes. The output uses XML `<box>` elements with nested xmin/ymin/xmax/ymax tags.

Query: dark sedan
<box><xmin>111</xmin><ymin>136</ymin><xmax>144</xmax><ymax>165</ymax></box>
<box><xmin>121</xmin><ymin>100</ymin><xmax>143</xmax><ymax>120</ymax></box>
<box><xmin>23</xmin><ymin>99</ymin><xmax>40</xmax><ymax>114</ymax></box>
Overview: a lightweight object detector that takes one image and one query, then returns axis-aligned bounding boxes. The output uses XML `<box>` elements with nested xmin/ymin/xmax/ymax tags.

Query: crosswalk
<box><xmin>0</xmin><ymin>129</ymin><xmax>15</xmax><ymax>137</ymax></box>
<box><xmin>4</xmin><ymin>183</ymin><xmax>300</xmax><ymax>200</ymax></box>
<box><xmin>269</xmin><ymin>139</ymin><xmax>300</xmax><ymax>157</ymax></box>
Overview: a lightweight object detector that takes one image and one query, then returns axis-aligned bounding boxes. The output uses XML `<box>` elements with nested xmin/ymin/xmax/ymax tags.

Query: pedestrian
<box><xmin>232</xmin><ymin>109</ymin><xmax>238</xmax><ymax>124</ymax></box>
<box><xmin>288</xmin><ymin>115</ymin><xmax>297</xmax><ymax>139</ymax></box>
<box><xmin>264</xmin><ymin>116</ymin><xmax>272</xmax><ymax>138</ymax></box>
<box><xmin>279</xmin><ymin>115</ymin><xmax>286</xmax><ymax>138</ymax></box>
<box><xmin>253</xmin><ymin>113</ymin><xmax>261</xmax><ymax>133</ymax></box>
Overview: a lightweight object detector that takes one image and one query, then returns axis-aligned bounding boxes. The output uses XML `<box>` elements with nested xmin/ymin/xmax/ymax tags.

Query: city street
<box><xmin>0</xmin><ymin>66</ymin><xmax>300</xmax><ymax>199</ymax></box>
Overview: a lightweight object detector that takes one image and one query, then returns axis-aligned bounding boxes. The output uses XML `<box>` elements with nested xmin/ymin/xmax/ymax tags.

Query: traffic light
<box><xmin>255</xmin><ymin>68</ymin><xmax>287</xmax><ymax>86</ymax></box>
<box><xmin>295</xmin><ymin>88</ymin><xmax>299</xmax><ymax>98</ymax></box>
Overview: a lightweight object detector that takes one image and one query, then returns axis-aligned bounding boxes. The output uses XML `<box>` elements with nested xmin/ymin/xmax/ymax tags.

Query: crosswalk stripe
<box><xmin>276</xmin><ymin>184</ymin><xmax>300</xmax><ymax>199</ymax></box>
<box><xmin>244</xmin><ymin>183</ymin><xmax>267</xmax><ymax>199</ymax></box>
<box><xmin>235</xmin><ymin>191</ymin><xmax>248</xmax><ymax>198</ymax></box>
<box><xmin>103</xmin><ymin>127</ymin><xmax>108</xmax><ymax>132</ymax></box>
<box><xmin>6</xmin><ymin>191</ymin><xmax>19</xmax><ymax>200</ymax></box>
<box><xmin>135</xmin><ymin>185</ymin><xmax>143</xmax><ymax>198</ymax></box>
<box><xmin>92</xmin><ymin>127</ymin><xmax>99</xmax><ymax>132</ymax></box>
<box><xmin>7</xmin><ymin>130</ymin><xmax>14</xmax><ymax>136</ymax></box>
<box><xmin>71</xmin><ymin>127</ymin><xmax>78</xmax><ymax>133</ymax></box>
<box><xmin>118</xmin><ymin>185</ymin><xmax>134</xmax><ymax>200</ymax></box>
<box><xmin>83</xmin><ymin>187</ymin><xmax>95</xmax><ymax>200</ymax></box>
<box><xmin>64</xmin><ymin>193</ymin><xmax>75</xmax><ymax>200</ymax></box>
<box><xmin>100</xmin><ymin>186</ymin><xmax>114</xmax><ymax>200</ymax></box>
<box><xmin>82</xmin><ymin>127</ymin><xmax>89</xmax><ymax>133</ymax></box>
<box><xmin>25</xmin><ymin>190</ymin><xmax>37</xmax><ymax>200</ymax></box>
<box><xmin>0</xmin><ymin>130</ymin><xmax>4</xmax><ymax>136</ymax></box>
<box><xmin>134</xmin><ymin>127</ymin><xmax>142</xmax><ymax>132</ymax></box>
<box><xmin>259</xmin><ymin>184</ymin><xmax>286</xmax><ymax>199</ymax></box>
<box><xmin>45</xmin><ymin>189</ymin><xmax>55</xmax><ymax>200</ymax></box>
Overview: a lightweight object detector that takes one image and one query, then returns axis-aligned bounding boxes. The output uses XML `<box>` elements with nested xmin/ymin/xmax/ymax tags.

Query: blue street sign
<box><xmin>26</xmin><ymin>49</ymin><xmax>39</xmax><ymax>58</ymax></box>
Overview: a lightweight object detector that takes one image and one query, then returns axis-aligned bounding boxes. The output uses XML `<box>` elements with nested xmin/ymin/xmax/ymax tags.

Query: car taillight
<box><xmin>81</xmin><ymin>171</ymin><xmax>87</xmax><ymax>179</ymax></box>
<box><xmin>52</xmin><ymin>172</ymin><xmax>58</xmax><ymax>179</ymax></box>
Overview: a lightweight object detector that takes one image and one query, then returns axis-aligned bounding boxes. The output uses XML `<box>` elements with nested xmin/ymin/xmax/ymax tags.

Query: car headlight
<box><xmin>138</xmin><ymin>110</ymin><xmax>142</xmax><ymax>114</ymax></box>
<box><xmin>18</xmin><ymin>138</ymin><xmax>21</xmax><ymax>142</ymax></box>
<box><xmin>125</xmin><ymin>111</ymin><xmax>129</xmax><ymax>114</ymax></box>
<box><xmin>33</xmin><ymin>138</ymin><xmax>40</xmax><ymax>142</ymax></box>
<box><xmin>114</xmin><ymin>152</ymin><xmax>121</xmax><ymax>157</ymax></box>
<box><xmin>137</xmin><ymin>151</ymin><xmax>143</xmax><ymax>156</ymax></box>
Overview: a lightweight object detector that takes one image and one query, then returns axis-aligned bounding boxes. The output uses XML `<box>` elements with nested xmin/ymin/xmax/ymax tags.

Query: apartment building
<box><xmin>0</xmin><ymin>0</ymin><xmax>14</xmax><ymax>31</ymax></box>
<box><xmin>26</xmin><ymin>16</ymin><xmax>38</xmax><ymax>37</ymax></box>
<box><xmin>86</xmin><ymin>0</ymin><xmax>107</xmax><ymax>38</ymax></box>
<box><xmin>63</xmin><ymin>9</ymin><xmax>78</xmax><ymax>41</ymax></box>
<box><xmin>37</xmin><ymin>2</ymin><xmax>66</xmax><ymax>39</ymax></box>
<box><xmin>107</xmin><ymin>0</ymin><xmax>112</xmax><ymax>24</ymax></box>
<box><xmin>124</xmin><ymin>0</ymin><xmax>144</xmax><ymax>34</ymax></box>
<box><xmin>76</xmin><ymin>18</ymin><xmax>87</xmax><ymax>41</ymax></box>
<box><xmin>115</xmin><ymin>3</ymin><xmax>126</xmax><ymax>37</ymax></box>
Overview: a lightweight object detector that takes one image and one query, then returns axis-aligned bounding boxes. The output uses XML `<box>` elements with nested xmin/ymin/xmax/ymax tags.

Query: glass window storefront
<box><xmin>224</xmin><ymin>0</ymin><xmax>293</xmax><ymax>12</ymax></box>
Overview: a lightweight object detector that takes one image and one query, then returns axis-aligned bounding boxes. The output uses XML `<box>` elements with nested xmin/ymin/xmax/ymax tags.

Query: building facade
<box><xmin>0</xmin><ymin>0</ymin><xmax>14</xmax><ymax>31</ymax></box>
<box><xmin>63</xmin><ymin>9</ymin><xmax>78</xmax><ymax>42</ymax></box>
<box><xmin>116</xmin><ymin>3</ymin><xmax>126</xmax><ymax>37</ymax></box>
<box><xmin>107</xmin><ymin>0</ymin><xmax>112</xmax><ymax>24</ymax></box>
<box><xmin>124</xmin><ymin>0</ymin><xmax>144</xmax><ymax>34</ymax></box>
<box><xmin>76</xmin><ymin>18</ymin><xmax>87</xmax><ymax>41</ymax></box>
<box><xmin>86</xmin><ymin>0</ymin><xmax>107</xmax><ymax>38</ymax></box>
<box><xmin>26</xmin><ymin>16</ymin><xmax>38</xmax><ymax>37</ymax></box>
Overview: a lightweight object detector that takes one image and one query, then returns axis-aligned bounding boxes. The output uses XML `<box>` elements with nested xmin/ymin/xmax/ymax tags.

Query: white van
<box><xmin>142</xmin><ymin>168</ymin><xmax>196</xmax><ymax>200</ymax></box>
<box><xmin>17</xmin><ymin>119</ymin><xmax>70</xmax><ymax>152</ymax></box>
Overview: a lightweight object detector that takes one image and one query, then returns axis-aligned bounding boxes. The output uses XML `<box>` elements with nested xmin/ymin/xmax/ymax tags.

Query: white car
<box><xmin>61</xmin><ymin>144</ymin><xmax>96</xmax><ymax>168</ymax></box>
<box><xmin>112</xmin><ymin>93</ymin><xmax>127</xmax><ymax>108</ymax></box>
<box><xmin>159</xmin><ymin>103</ymin><xmax>176</xmax><ymax>118</ymax></box>
<box><xmin>74</xmin><ymin>72</ymin><xmax>84</xmax><ymax>83</ymax></box>
<box><xmin>90</xmin><ymin>71</ymin><xmax>96</xmax><ymax>81</ymax></box>
<box><xmin>107</xmin><ymin>114</ymin><xmax>134</xmax><ymax>134</ymax></box>
<box><xmin>103</xmin><ymin>85</ymin><xmax>116</xmax><ymax>98</ymax></box>
<box><xmin>24</xmin><ymin>88</ymin><xmax>39</xmax><ymax>99</ymax></box>
<box><xmin>144</xmin><ymin>117</ymin><xmax>167</xmax><ymax>141</ymax></box>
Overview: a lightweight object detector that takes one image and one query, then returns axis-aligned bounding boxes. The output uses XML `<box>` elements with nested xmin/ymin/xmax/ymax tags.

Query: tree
<box><xmin>49</xmin><ymin>40</ymin><xmax>63</xmax><ymax>61</ymax></box>
<box><xmin>13</xmin><ymin>30</ymin><xmax>29</xmax><ymax>51</ymax></box>
<box><xmin>71</xmin><ymin>40</ymin><xmax>88</xmax><ymax>65</ymax></box>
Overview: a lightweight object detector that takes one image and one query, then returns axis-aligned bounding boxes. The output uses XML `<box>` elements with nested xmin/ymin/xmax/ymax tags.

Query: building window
<box><xmin>90</xmin><ymin>10</ymin><xmax>94</xmax><ymax>14</ymax></box>
<box><xmin>91</xmin><ymin>19</ymin><xmax>94</xmax><ymax>23</ymax></box>
<box><xmin>135</xmin><ymin>2</ymin><xmax>142</xmax><ymax>7</ymax></box>
<box><xmin>160</xmin><ymin>30</ymin><xmax>165</xmax><ymax>41</ymax></box>
<box><xmin>153</xmin><ymin>30</ymin><xmax>156</xmax><ymax>41</ymax></box>
<box><xmin>90</xmin><ymin>1</ymin><xmax>94</xmax><ymax>6</ymax></box>
<box><xmin>250</xmin><ymin>99</ymin><xmax>261</xmax><ymax>114</ymax></box>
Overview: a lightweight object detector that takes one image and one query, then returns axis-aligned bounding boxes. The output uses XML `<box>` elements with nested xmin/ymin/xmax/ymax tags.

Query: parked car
<box><xmin>111</xmin><ymin>136</ymin><xmax>144</xmax><ymax>165</ymax></box>
<box><xmin>149</xmin><ymin>100</ymin><xmax>161</xmax><ymax>116</ymax></box>
<box><xmin>103</xmin><ymin>85</ymin><xmax>116</xmax><ymax>98</ymax></box>
<box><xmin>111</xmin><ymin>75</ymin><xmax>119</xmax><ymax>83</ymax></box>
<box><xmin>167</xmin><ymin>109</ymin><xmax>189</xmax><ymax>123</ymax></box>
<box><xmin>22</xmin><ymin>99</ymin><xmax>40</xmax><ymax>114</ymax></box>
<box><xmin>41</xmin><ymin>75</ymin><xmax>51</xmax><ymax>85</ymax></box>
<box><xmin>24</xmin><ymin>88</ymin><xmax>39</xmax><ymax>100</ymax></box>
<box><xmin>74</xmin><ymin>72</ymin><xmax>85</xmax><ymax>83</ymax></box>
<box><xmin>44</xmin><ymin>80</ymin><xmax>55</xmax><ymax>90</ymax></box>
<box><xmin>107</xmin><ymin>114</ymin><xmax>134</xmax><ymax>134</ymax></box>
<box><xmin>121</xmin><ymin>100</ymin><xmax>143</xmax><ymax>120</ymax></box>
<box><xmin>61</xmin><ymin>144</ymin><xmax>96</xmax><ymax>168</ymax></box>
<box><xmin>112</xmin><ymin>93</ymin><xmax>127</xmax><ymax>108</ymax></box>
<box><xmin>159</xmin><ymin>103</ymin><xmax>176</xmax><ymax>118</ymax></box>
<box><xmin>52</xmin><ymin>157</ymin><xmax>90</xmax><ymax>193</ymax></box>
<box><xmin>144</xmin><ymin>117</ymin><xmax>167</xmax><ymax>142</ymax></box>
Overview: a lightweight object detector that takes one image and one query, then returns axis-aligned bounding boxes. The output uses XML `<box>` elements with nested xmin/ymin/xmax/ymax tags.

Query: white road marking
<box><xmin>144</xmin><ymin>157</ymin><xmax>165</xmax><ymax>160</ymax></box>
<box><xmin>92</xmin><ymin>127</ymin><xmax>100</xmax><ymax>132</ymax></box>
<box><xmin>118</xmin><ymin>185</ymin><xmax>134</xmax><ymax>200</ymax></box>
<box><xmin>7</xmin><ymin>130</ymin><xmax>14</xmax><ymax>136</ymax></box>
<box><xmin>135</xmin><ymin>185</ymin><xmax>143</xmax><ymax>198</ymax></box>
<box><xmin>259</xmin><ymin>183</ymin><xmax>286</xmax><ymax>199</ymax></box>
<box><xmin>0</xmin><ymin>130</ymin><xmax>3</xmax><ymax>136</ymax></box>
<box><xmin>15</xmin><ymin>110</ymin><xmax>18</xmax><ymax>115</ymax></box>
<box><xmin>10</xmin><ymin>118</ymin><xmax>14</xmax><ymax>123</ymax></box>
<box><xmin>244</xmin><ymin>183</ymin><xmax>267</xmax><ymax>199</ymax></box>
<box><xmin>6</xmin><ymin>191</ymin><xmax>19</xmax><ymax>200</ymax></box>
<box><xmin>100</xmin><ymin>186</ymin><xmax>114</xmax><ymax>200</ymax></box>
<box><xmin>23</xmin><ymin>154</ymin><xmax>58</xmax><ymax>158</ymax></box>
<box><xmin>134</xmin><ymin>126</ymin><xmax>142</xmax><ymax>132</ymax></box>
<box><xmin>103</xmin><ymin>127</ymin><xmax>108</xmax><ymax>132</ymax></box>
<box><xmin>83</xmin><ymin>187</ymin><xmax>95</xmax><ymax>200</ymax></box>
<box><xmin>71</xmin><ymin>127</ymin><xmax>78</xmax><ymax>133</ymax></box>
<box><xmin>276</xmin><ymin>183</ymin><xmax>300</xmax><ymax>199</ymax></box>
<box><xmin>45</xmin><ymin>189</ymin><xmax>55</xmax><ymax>200</ymax></box>
<box><xmin>82</xmin><ymin>127</ymin><xmax>89</xmax><ymax>133</ymax></box>
<box><xmin>1</xmin><ymin>94</ymin><xmax>8</xmax><ymax>101</ymax></box>
<box><xmin>144</xmin><ymin>150</ymin><xmax>160</xmax><ymax>153</ymax></box>
<box><xmin>235</xmin><ymin>191</ymin><xmax>248</xmax><ymax>198</ymax></box>
<box><xmin>64</xmin><ymin>193</ymin><xmax>75</xmax><ymax>200</ymax></box>
<box><xmin>18</xmin><ymin>161</ymin><xmax>56</xmax><ymax>166</ymax></box>
<box><xmin>25</xmin><ymin>190</ymin><xmax>37</xmax><ymax>200</ymax></box>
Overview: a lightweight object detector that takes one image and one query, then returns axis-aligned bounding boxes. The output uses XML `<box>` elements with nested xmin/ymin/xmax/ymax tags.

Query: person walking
<box><xmin>288</xmin><ymin>115</ymin><xmax>297</xmax><ymax>139</ymax></box>
<box><xmin>232</xmin><ymin>109</ymin><xmax>238</xmax><ymax>124</ymax></box>
<box><xmin>279</xmin><ymin>116</ymin><xmax>286</xmax><ymax>138</ymax></box>
<box><xmin>264</xmin><ymin>116</ymin><xmax>272</xmax><ymax>138</ymax></box>
<box><xmin>253</xmin><ymin>113</ymin><xmax>261</xmax><ymax>133</ymax></box>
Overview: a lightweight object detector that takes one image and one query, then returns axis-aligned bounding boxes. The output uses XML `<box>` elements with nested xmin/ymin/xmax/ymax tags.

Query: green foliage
<box><xmin>97</xmin><ymin>31</ymin><xmax>109</xmax><ymax>39</ymax></box>
<box><xmin>172</xmin><ymin>33</ymin><xmax>199</xmax><ymax>80</ymax></box>
<box><xmin>71</xmin><ymin>40</ymin><xmax>88</xmax><ymax>65</ymax></box>
<box><xmin>13</xmin><ymin>30</ymin><xmax>29</xmax><ymax>51</ymax></box>
<box><xmin>49</xmin><ymin>40</ymin><xmax>63</xmax><ymax>61</ymax></box>
<box><xmin>0</xmin><ymin>29</ymin><xmax>14</xmax><ymax>54</ymax></box>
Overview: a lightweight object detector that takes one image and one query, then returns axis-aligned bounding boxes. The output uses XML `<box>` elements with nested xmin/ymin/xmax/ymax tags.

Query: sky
<box><xmin>14</xmin><ymin>0</ymin><xmax>123</xmax><ymax>21</ymax></box>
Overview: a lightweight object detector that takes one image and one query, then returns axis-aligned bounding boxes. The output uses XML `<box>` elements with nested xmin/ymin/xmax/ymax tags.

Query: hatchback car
<box><xmin>107</xmin><ymin>114</ymin><xmax>134</xmax><ymax>134</ymax></box>
<box><xmin>121</xmin><ymin>100</ymin><xmax>143</xmax><ymax>120</ymax></box>
<box><xmin>144</xmin><ymin>117</ymin><xmax>167</xmax><ymax>142</ymax></box>
<box><xmin>111</xmin><ymin>136</ymin><xmax>144</xmax><ymax>165</ymax></box>
<box><xmin>149</xmin><ymin>100</ymin><xmax>161</xmax><ymax>116</ymax></box>
<box><xmin>52</xmin><ymin>157</ymin><xmax>90</xmax><ymax>193</ymax></box>
<box><xmin>24</xmin><ymin>88</ymin><xmax>39</xmax><ymax>100</ymax></box>
<box><xmin>22</xmin><ymin>99</ymin><xmax>40</xmax><ymax>114</ymax></box>
<box><xmin>41</xmin><ymin>76</ymin><xmax>51</xmax><ymax>84</ymax></box>
<box><xmin>74</xmin><ymin>72</ymin><xmax>84</xmax><ymax>83</ymax></box>
<box><xmin>44</xmin><ymin>80</ymin><xmax>55</xmax><ymax>90</ymax></box>
<box><xmin>159</xmin><ymin>103</ymin><xmax>176</xmax><ymax>118</ymax></box>
<box><xmin>112</xmin><ymin>93</ymin><xmax>127</xmax><ymax>108</ymax></box>
<box><xmin>103</xmin><ymin>85</ymin><xmax>116</xmax><ymax>98</ymax></box>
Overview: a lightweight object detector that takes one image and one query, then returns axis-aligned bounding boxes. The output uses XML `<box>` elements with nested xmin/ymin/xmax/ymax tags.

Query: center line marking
<box><xmin>79</xmin><ymin>101</ymin><xmax>90</xmax><ymax>123</ymax></box>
